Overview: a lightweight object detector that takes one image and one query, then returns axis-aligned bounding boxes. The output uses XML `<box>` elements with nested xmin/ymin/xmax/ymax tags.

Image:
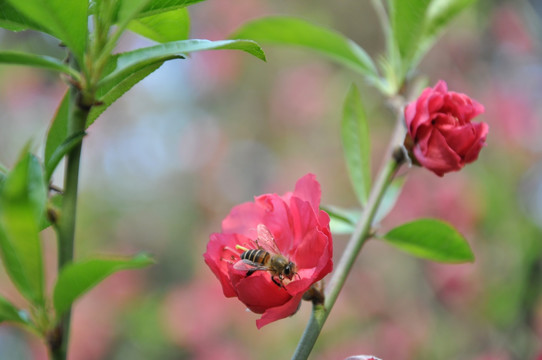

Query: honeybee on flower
<box><xmin>204</xmin><ymin>174</ymin><xmax>333</xmax><ymax>328</ymax></box>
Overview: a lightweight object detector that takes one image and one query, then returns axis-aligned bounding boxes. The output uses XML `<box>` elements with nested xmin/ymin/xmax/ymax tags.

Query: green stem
<box><xmin>50</xmin><ymin>81</ymin><xmax>90</xmax><ymax>360</ymax></box>
<box><xmin>292</xmin><ymin>108</ymin><xmax>407</xmax><ymax>360</ymax></box>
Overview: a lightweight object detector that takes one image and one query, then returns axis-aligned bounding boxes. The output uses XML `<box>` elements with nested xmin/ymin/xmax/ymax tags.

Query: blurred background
<box><xmin>1</xmin><ymin>0</ymin><xmax>542</xmax><ymax>359</ymax></box>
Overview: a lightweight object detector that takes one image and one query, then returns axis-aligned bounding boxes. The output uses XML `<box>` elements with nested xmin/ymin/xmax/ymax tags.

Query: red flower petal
<box><xmin>414</xmin><ymin>129</ymin><xmax>462</xmax><ymax>176</ymax></box>
<box><xmin>255</xmin><ymin>293</ymin><xmax>304</xmax><ymax>329</ymax></box>
<box><xmin>463</xmin><ymin>121</ymin><xmax>489</xmax><ymax>163</ymax></box>
<box><xmin>235</xmin><ymin>272</ymin><xmax>292</xmax><ymax>313</ymax></box>
<box><xmin>438</xmin><ymin>123</ymin><xmax>479</xmax><ymax>156</ymax></box>
<box><xmin>204</xmin><ymin>233</ymin><xmax>246</xmax><ymax>298</ymax></box>
<box><xmin>404</xmin><ymin>80</ymin><xmax>488</xmax><ymax>176</ymax></box>
<box><xmin>221</xmin><ymin>195</ymin><xmax>294</xmax><ymax>254</ymax></box>
<box><xmin>204</xmin><ymin>174</ymin><xmax>333</xmax><ymax>328</ymax></box>
<box><xmin>291</xmin><ymin>173</ymin><xmax>321</xmax><ymax>213</ymax></box>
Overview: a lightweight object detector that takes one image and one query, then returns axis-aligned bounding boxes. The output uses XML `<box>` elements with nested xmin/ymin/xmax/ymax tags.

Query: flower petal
<box><xmin>236</xmin><ymin>272</ymin><xmax>292</xmax><ymax>313</ymax></box>
<box><xmin>463</xmin><ymin>121</ymin><xmax>489</xmax><ymax>163</ymax></box>
<box><xmin>433</xmin><ymin>80</ymin><xmax>448</xmax><ymax>93</ymax></box>
<box><xmin>204</xmin><ymin>233</ymin><xmax>246</xmax><ymax>298</ymax></box>
<box><xmin>414</xmin><ymin>129</ymin><xmax>462</xmax><ymax>176</ymax></box>
<box><xmin>255</xmin><ymin>293</ymin><xmax>304</xmax><ymax>329</ymax></box>
<box><xmin>221</xmin><ymin>195</ymin><xmax>295</xmax><ymax>254</ymax></box>
<box><xmin>438</xmin><ymin>123</ymin><xmax>479</xmax><ymax>156</ymax></box>
<box><xmin>291</xmin><ymin>173</ymin><xmax>321</xmax><ymax>213</ymax></box>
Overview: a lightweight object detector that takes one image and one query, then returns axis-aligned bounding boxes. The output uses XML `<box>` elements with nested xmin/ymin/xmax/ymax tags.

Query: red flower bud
<box><xmin>204</xmin><ymin>174</ymin><xmax>333</xmax><ymax>328</ymax></box>
<box><xmin>404</xmin><ymin>80</ymin><xmax>489</xmax><ymax>176</ymax></box>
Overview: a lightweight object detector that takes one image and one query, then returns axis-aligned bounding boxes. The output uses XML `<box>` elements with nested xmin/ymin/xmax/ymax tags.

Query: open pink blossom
<box><xmin>204</xmin><ymin>174</ymin><xmax>333</xmax><ymax>328</ymax></box>
<box><xmin>404</xmin><ymin>80</ymin><xmax>488</xmax><ymax>176</ymax></box>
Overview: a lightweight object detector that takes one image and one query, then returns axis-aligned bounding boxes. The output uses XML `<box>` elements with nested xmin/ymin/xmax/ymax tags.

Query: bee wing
<box><xmin>233</xmin><ymin>259</ymin><xmax>265</xmax><ymax>272</ymax></box>
<box><xmin>256</xmin><ymin>224</ymin><xmax>282</xmax><ymax>254</ymax></box>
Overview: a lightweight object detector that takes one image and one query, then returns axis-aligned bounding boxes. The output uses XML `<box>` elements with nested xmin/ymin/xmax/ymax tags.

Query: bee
<box><xmin>234</xmin><ymin>224</ymin><xmax>298</xmax><ymax>288</ymax></box>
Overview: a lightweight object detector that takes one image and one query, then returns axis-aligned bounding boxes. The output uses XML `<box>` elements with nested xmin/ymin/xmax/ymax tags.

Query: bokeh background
<box><xmin>1</xmin><ymin>0</ymin><xmax>542</xmax><ymax>359</ymax></box>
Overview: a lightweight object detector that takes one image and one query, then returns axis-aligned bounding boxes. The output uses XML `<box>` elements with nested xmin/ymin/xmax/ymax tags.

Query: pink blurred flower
<box><xmin>405</xmin><ymin>80</ymin><xmax>488</xmax><ymax>176</ymax></box>
<box><xmin>483</xmin><ymin>87</ymin><xmax>540</xmax><ymax>149</ymax></box>
<box><xmin>204</xmin><ymin>174</ymin><xmax>333</xmax><ymax>328</ymax></box>
<box><xmin>491</xmin><ymin>6</ymin><xmax>534</xmax><ymax>54</ymax></box>
<box><xmin>426</xmin><ymin>262</ymin><xmax>480</xmax><ymax>309</ymax></box>
<box><xmin>269</xmin><ymin>64</ymin><xmax>331</xmax><ymax>126</ymax></box>
<box><xmin>162</xmin><ymin>279</ymin><xmax>239</xmax><ymax>347</ymax></box>
<box><xmin>68</xmin><ymin>269</ymin><xmax>146</xmax><ymax>360</ymax></box>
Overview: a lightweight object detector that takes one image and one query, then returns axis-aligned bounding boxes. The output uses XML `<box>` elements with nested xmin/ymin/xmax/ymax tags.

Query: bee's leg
<box><xmin>271</xmin><ymin>275</ymin><xmax>284</xmax><ymax>288</ymax></box>
<box><xmin>272</xmin><ymin>275</ymin><xmax>288</xmax><ymax>289</ymax></box>
<box><xmin>246</xmin><ymin>269</ymin><xmax>256</xmax><ymax>277</ymax></box>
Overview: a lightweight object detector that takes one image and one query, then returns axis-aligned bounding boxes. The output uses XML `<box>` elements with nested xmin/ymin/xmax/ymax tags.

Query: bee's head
<box><xmin>283</xmin><ymin>262</ymin><xmax>298</xmax><ymax>280</ymax></box>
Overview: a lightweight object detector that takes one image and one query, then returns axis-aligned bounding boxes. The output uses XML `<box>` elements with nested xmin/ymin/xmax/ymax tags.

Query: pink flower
<box><xmin>204</xmin><ymin>174</ymin><xmax>333</xmax><ymax>328</ymax></box>
<box><xmin>404</xmin><ymin>80</ymin><xmax>488</xmax><ymax>176</ymax></box>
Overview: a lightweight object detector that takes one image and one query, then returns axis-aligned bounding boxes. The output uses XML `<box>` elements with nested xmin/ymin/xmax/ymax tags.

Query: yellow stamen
<box><xmin>236</xmin><ymin>244</ymin><xmax>249</xmax><ymax>252</ymax></box>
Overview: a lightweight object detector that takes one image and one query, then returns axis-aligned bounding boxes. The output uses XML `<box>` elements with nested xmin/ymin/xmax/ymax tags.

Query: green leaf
<box><xmin>0</xmin><ymin>163</ymin><xmax>7</xmax><ymax>173</ymax></box>
<box><xmin>53</xmin><ymin>253</ymin><xmax>155</xmax><ymax>316</ymax></box>
<box><xmin>137</xmin><ymin>0</ymin><xmax>205</xmax><ymax>17</ymax></box>
<box><xmin>416</xmin><ymin>0</ymin><xmax>477</xmax><ymax>61</ymax></box>
<box><xmin>389</xmin><ymin>0</ymin><xmax>432</xmax><ymax>64</ymax></box>
<box><xmin>128</xmin><ymin>8</ymin><xmax>190</xmax><ymax>43</ymax></box>
<box><xmin>0</xmin><ymin>296</ymin><xmax>29</xmax><ymax>325</ymax></box>
<box><xmin>0</xmin><ymin>51</ymin><xmax>79</xmax><ymax>79</ymax></box>
<box><xmin>341</xmin><ymin>84</ymin><xmax>371</xmax><ymax>206</ymax></box>
<box><xmin>116</xmin><ymin>0</ymin><xmax>153</xmax><ymax>31</ymax></box>
<box><xmin>45</xmin><ymin>131</ymin><xmax>86</xmax><ymax>181</ymax></box>
<box><xmin>88</xmin><ymin>61</ymin><xmax>164</xmax><ymax>127</ymax></box>
<box><xmin>0</xmin><ymin>152</ymin><xmax>46</xmax><ymax>306</ymax></box>
<box><xmin>105</xmin><ymin>0</ymin><xmax>204</xmax><ymax>23</ymax></box>
<box><xmin>97</xmin><ymin>39</ymin><xmax>265</xmax><ymax>91</ymax></box>
<box><xmin>322</xmin><ymin>205</ymin><xmax>359</xmax><ymax>235</ymax></box>
<box><xmin>0</xmin><ymin>0</ymin><xmax>44</xmax><ymax>32</ymax></box>
<box><xmin>230</xmin><ymin>16</ymin><xmax>379</xmax><ymax>82</ymax></box>
<box><xmin>44</xmin><ymin>91</ymin><xmax>70</xmax><ymax>175</ymax></box>
<box><xmin>46</xmin><ymin>63</ymin><xmax>165</xmax><ymax>133</ymax></box>
<box><xmin>382</xmin><ymin>218</ymin><xmax>475</xmax><ymax>263</ymax></box>
<box><xmin>5</xmin><ymin>0</ymin><xmax>88</xmax><ymax>61</ymax></box>
<box><xmin>373</xmin><ymin>176</ymin><xmax>405</xmax><ymax>224</ymax></box>
<box><xmin>39</xmin><ymin>193</ymin><xmax>63</xmax><ymax>231</ymax></box>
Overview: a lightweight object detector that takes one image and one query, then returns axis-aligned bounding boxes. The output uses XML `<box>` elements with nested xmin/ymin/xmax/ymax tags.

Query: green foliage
<box><xmin>373</xmin><ymin>176</ymin><xmax>405</xmax><ymax>224</ymax></box>
<box><xmin>39</xmin><ymin>193</ymin><xmax>63</xmax><ymax>231</ymax></box>
<box><xmin>5</xmin><ymin>0</ymin><xmax>88</xmax><ymax>61</ymax></box>
<box><xmin>44</xmin><ymin>92</ymin><xmax>70</xmax><ymax>178</ymax></box>
<box><xmin>128</xmin><ymin>8</ymin><xmax>190</xmax><ymax>43</ymax></box>
<box><xmin>0</xmin><ymin>51</ymin><xmax>79</xmax><ymax>79</ymax></box>
<box><xmin>98</xmin><ymin>39</ymin><xmax>265</xmax><ymax>91</ymax></box>
<box><xmin>341</xmin><ymin>84</ymin><xmax>371</xmax><ymax>206</ymax></box>
<box><xmin>135</xmin><ymin>0</ymin><xmax>205</xmax><ymax>17</ymax></box>
<box><xmin>323</xmin><ymin>205</ymin><xmax>359</xmax><ymax>235</ymax></box>
<box><xmin>388</xmin><ymin>0</ymin><xmax>432</xmax><ymax>65</ymax></box>
<box><xmin>0</xmin><ymin>163</ymin><xmax>7</xmax><ymax>184</ymax></box>
<box><xmin>0</xmin><ymin>152</ymin><xmax>46</xmax><ymax>306</ymax></box>
<box><xmin>418</xmin><ymin>0</ymin><xmax>477</xmax><ymax>59</ymax></box>
<box><xmin>87</xmin><ymin>62</ymin><xmax>164</xmax><ymax>127</ymax></box>
<box><xmin>0</xmin><ymin>0</ymin><xmax>46</xmax><ymax>32</ymax></box>
<box><xmin>230</xmin><ymin>16</ymin><xmax>380</xmax><ymax>84</ymax></box>
<box><xmin>384</xmin><ymin>0</ymin><xmax>478</xmax><ymax>90</ymax></box>
<box><xmin>324</xmin><ymin>176</ymin><xmax>405</xmax><ymax>235</ymax></box>
<box><xmin>45</xmin><ymin>131</ymin><xmax>86</xmax><ymax>181</ymax></box>
<box><xmin>0</xmin><ymin>296</ymin><xmax>29</xmax><ymax>325</ymax></box>
<box><xmin>382</xmin><ymin>218</ymin><xmax>475</xmax><ymax>263</ymax></box>
<box><xmin>53</xmin><ymin>254</ymin><xmax>155</xmax><ymax>317</ymax></box>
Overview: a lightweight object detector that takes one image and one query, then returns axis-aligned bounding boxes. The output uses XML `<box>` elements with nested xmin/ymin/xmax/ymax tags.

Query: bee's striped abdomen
<box><xmin>241</xmin><ymin>249</ymin><xmax>270</xmax><ymax>265</ymax></box>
